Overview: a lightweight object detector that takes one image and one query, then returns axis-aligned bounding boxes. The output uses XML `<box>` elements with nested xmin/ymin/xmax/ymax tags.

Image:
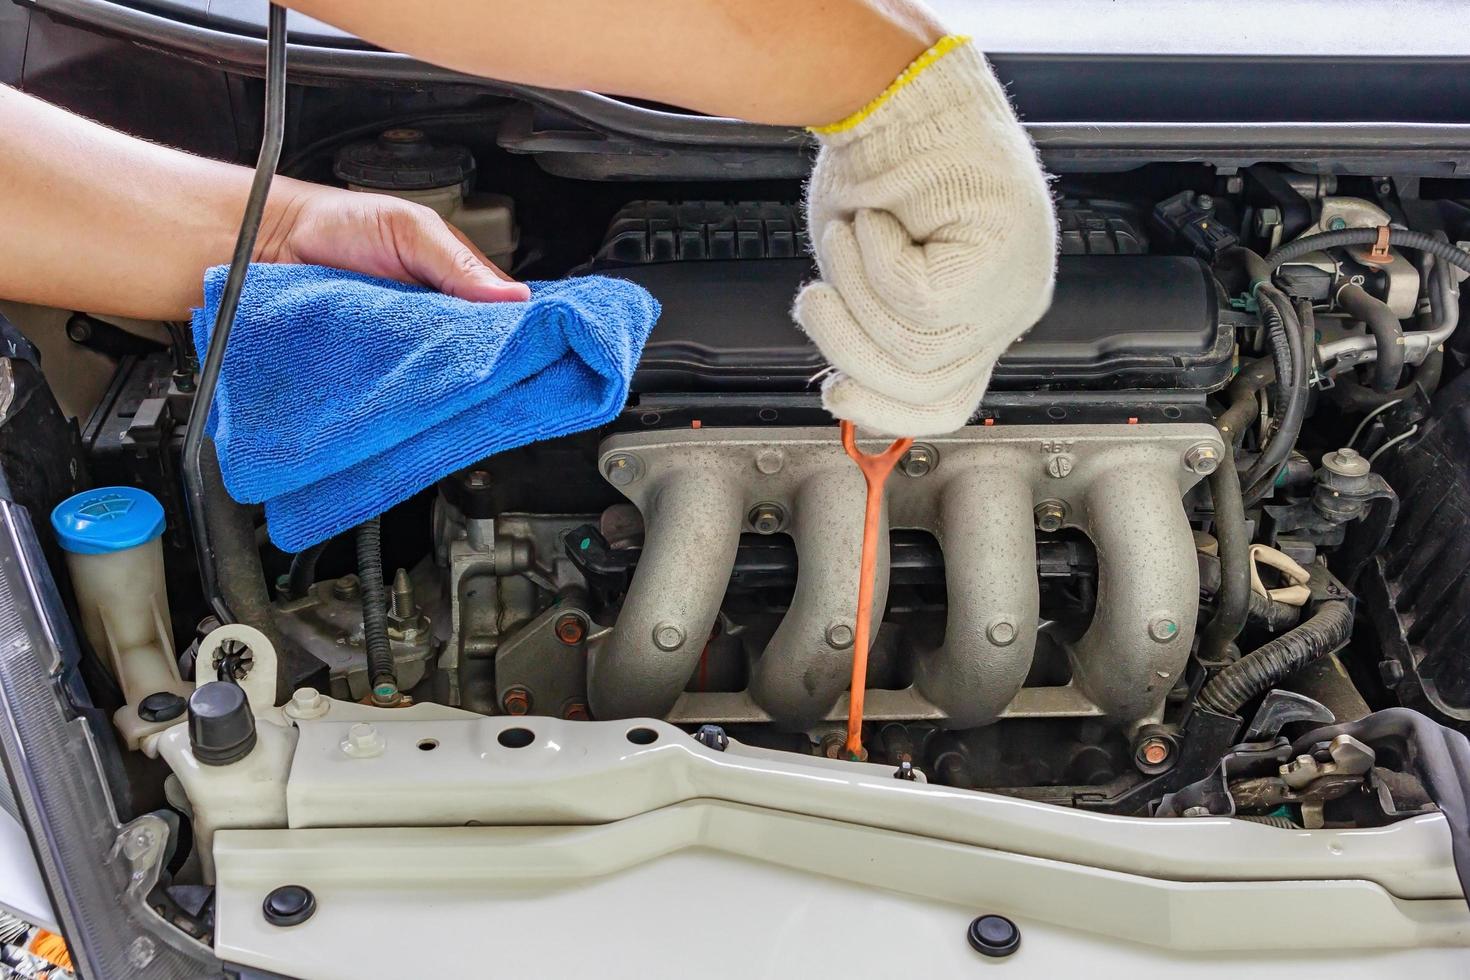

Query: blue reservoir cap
<box><xmin>51</xmin><ymin>487</ymin><xmax>166</xmax><ymax>555</ymax></box>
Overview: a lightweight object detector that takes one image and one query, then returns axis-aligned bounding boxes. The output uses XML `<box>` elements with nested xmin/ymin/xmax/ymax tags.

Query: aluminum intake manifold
<box><xmin>586</xmin><ymin>424</ymin><xmax>1221</xmax><ymax>731</ymax></box>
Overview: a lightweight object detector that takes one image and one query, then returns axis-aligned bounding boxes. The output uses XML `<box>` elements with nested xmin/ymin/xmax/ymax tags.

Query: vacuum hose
<box><xmin>1197</xmin><ymin>600</ymin><xmax>1353</xmax><ymax>716</ymax></box>
<box><xmin>1198</xmin><ymin>461</ymin><xmax>1250</xmax><ymax>663</ymax></box>
<box><xmin>286</xmin><ymin>540</ymin><xmax>330</xmax><ymax>600</ymax></box>
<box><xmin>1241</xmin><ymin>286</ymin><xmax>1309</xmax><ymax>501</ymax></box>
<box><xmin>1263</xmin><ymin>227</ymin><xmax>1470</xmax><ymax>277</ymax></box>
<box><xmin>1335</xmin><ymin>283</ymin><xmax>1405</xmax><ymax>392</ymax></box>
<box><xmin>354</xmin><ymin>517</ymin><xmax>400</xmax><ymax>704</ymax></box>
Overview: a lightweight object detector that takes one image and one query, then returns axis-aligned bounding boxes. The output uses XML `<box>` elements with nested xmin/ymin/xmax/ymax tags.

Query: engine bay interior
<box><xmin>6</xmin><ymin>51</ymin><xmax>1470</xmax><ymax>945</ymax></box>
<box><xmin>58</xmin><ymin>145</ymin><xmax>1467</xmax><ymax>805</ymax></box>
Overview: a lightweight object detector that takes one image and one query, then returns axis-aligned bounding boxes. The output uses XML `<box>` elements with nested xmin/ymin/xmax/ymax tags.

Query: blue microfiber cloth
<box><xmin>192</xmin><ymin>264</ymin><xmax>658</xmax><ymax>553</ymax></box>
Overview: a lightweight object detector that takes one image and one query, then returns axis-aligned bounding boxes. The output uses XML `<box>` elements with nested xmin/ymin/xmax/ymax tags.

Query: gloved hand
<box><xmin>795</xmin><ymin>36</ymin><xmax>1057</xmax><ymax>436</ymax></box>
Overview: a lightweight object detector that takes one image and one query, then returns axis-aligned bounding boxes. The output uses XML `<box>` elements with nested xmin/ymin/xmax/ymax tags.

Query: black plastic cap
<box><xmin>188</xmin><ymin>682</ymin><xmax>257</xmax><ymax>766</ymax></box>
<box><xmin>333</xmin><ymin>129</ymin><xmax>474</xmax><ymax>191</ymax></box>
<box><xmin>967</xmin><ymin>915</ymin><xmax>1021</xmax><ymax>958</ymax></box>
<box><xmin>138</xmin><ymin>691</ymin><xmax>187</xmax><ymax>723</ymax></box>
<box><xmin>262</xmin><ymin>885</ymin><xmax>316</xmax><ymax>927</ymax></box>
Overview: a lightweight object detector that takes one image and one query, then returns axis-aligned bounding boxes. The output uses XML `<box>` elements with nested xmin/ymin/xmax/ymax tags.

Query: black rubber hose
<box><xmin>354</xmin><ymin>517</ymin><xmax>399</xmax><ymax>703</ymax></box>
<box><xmin>1259</xmin><ymin>289</ymin><xmax>1296</xmax><ymax>433</ymax></box>
<box><xmin>1242</xmin><ymin>287</ymin><xmax>1309</xmax><ymax>502</ymax></box>
<box><xmin>1197</xmin><ymin>601</ymin><xmax>1354</xmax><ymax>716</ymax></box>
<box><xmin>1330</xmin><ymin>349</ymin><xmax>1444</xmax><ymax>411</ymax></box>
<box><xmin>1198</xmin><ymin>461</ymin><xmax>1250</xmax><ymax>662</ymax></box>
<box><xmin>1336</xmin><ymin>282</ymin><xmax>1406</xmax><ymax>392</ymax></box>
<box><xmin>1263</xmin><ymin>227</ymin><xmax>1470</xmax><ymax>277</ymax></box>
<box><xmin>1245</xmin><ymin>166</ymin><xmax>1313</xmax><ymax>241</ymax></box>
<box><xmin>1216</xmin><ymin>357</ymin><xmax>1276</xmax><ymax>447</ymax></box>
<box><xmin>286</xmin><ymin>540</ymin><xmax>331</xmax><ymax>600</ymax></box>
<box><xmin>1199</xmin><ymin>558</ymin><xmax>1302</xmax><ymax>632</ymax></box>
<box><xmin>180</xmin><ymin>3</ymin><xmax>288</xmax><ymax>621</ymax></box>
<box><xmin>1269</xmin><ymin>228</ymin><xmax>1470</xmax><ymax>275</ymax></box>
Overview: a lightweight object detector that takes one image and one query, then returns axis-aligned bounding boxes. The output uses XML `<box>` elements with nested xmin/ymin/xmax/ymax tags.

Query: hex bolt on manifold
<box><xmin>586</xmin><ymin>424</ymin><xmax>1220</xmax><ymax>730</ymax></box>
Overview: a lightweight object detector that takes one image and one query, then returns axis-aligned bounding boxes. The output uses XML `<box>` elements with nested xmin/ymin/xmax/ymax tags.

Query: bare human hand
<box><xmin>257</xmin><ymin>181</ymin><xmax>530</xmax><ymax>303</ymax></box>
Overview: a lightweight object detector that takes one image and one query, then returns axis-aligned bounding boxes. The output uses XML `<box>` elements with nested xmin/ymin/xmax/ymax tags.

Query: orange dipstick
<box><xmin>840</xmin><ymin>420</ymin><xmax>913</xmax><ymax>759</ymax></box>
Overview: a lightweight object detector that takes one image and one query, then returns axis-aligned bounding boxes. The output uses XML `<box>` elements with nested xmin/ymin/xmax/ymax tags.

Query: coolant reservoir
<box><xmin>334</xmin><ymin>128</ymin><xmax>518</xmax><ymax>273</ymax></box>
<box><xmin>51</xmin><ymin>486</ymin><xmax>191</xmax><ymax>748</ymax></box>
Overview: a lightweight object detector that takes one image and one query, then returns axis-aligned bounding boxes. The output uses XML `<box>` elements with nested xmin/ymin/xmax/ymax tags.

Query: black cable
<box><xmin>1263</xmin><ymin>227</ymin><xmax>1470</xmax><ymax>277</ymax></box>
<box><xmin>1198</xmin><ymin>554</ymin><xmax>1300</xmax><ymax>632</ymax></box>
<box><xmin>1242</xmin><ymin>286</ymin><xmax>1308</xmax><ymax>503</ymax></box>
<box><xmin>179</xmin><ymin>3</ymin><xmax>288</xmax><ymax>621</ymax></box>
<box><xmin>286</xmin><ymin>540</ymin><xmax>331</xmax><ymax>600</ymax></box>
<box><xmin>1335</xmin><ymin>282</ymin><xmax>1405</xmax><ymax>393</ymax></box>
<box><xmin>1198</xmin><ymin>461</ymin><xmax>1250</xmax><ymax>663</ymax></box>
<box><xmin>1197</xmin><ymin>601</ymin><xmax>1354</xmax><ymax>716</ymax></box>
<box><xmin>1259</xmin><ymin>287</ymin><xmax>1296</xmax><ymax>434</ymax></box>
<box><xmin>354</xmin><ymin>517</ymin><xmax>399</xmax><ymax>704</ymax></box>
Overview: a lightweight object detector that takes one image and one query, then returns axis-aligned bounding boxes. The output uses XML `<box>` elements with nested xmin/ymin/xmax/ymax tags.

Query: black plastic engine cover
<box><xmin>624</xmin><ymin>255</ymin><xmax>1231</xmax><ymax>394</ymax></box>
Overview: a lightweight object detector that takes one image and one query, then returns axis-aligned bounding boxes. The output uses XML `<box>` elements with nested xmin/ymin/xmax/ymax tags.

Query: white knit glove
<box><xmin>796</xmin><ymin>36</ymin><xmax>1057</xmax><ymax>436</ymax></box>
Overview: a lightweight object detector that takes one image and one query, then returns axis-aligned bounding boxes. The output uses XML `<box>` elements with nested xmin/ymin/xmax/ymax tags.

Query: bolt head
<box><xmin>341</xmin><ymin>723</ymin><xmax>385</xmax><ymax>758</ymax></box>
<box><xmin>1045</xmin><ymin>454</ymin><xmax>1074</xmax><ymax>479</ymax></box>
<box><xmin>331</xmin><ymin>575</ymin><xmax>361</xmax><ymax>601</ymax></box>
<box><xmin>900</xmin><ymin>445</ymin><xmax>937</xmax><ymax>478</ymax></box>
<box><xmin>501</xmin><ymin>687</ymin><xmax>532</xmax><ymax>715</ymax></box>
<box><xmin>754</xmin><ymin>449</ymin><xmax>785</xmax><ymax>475</ymax></box>
<box><xmin>986</xmin><ymin>618</ymin><xmax>1018</xmax><ymax>647</ymax></box>
<box><xmin>1182</xmin><ymin>805</ymin><xmax>1212</xmax><ymax>818</ymax></box>
<box><xmin>747</xmin><ymin>502</ymin><xmax>786</xmax><ymax>535</ymax></box>
<box><xmin>819</xmin><ymin>731</ymin><xmax>846</xmax><ymax>759</ymax></box>
<box><xmin>554</xmin><ymin>612</ymin><xmax>586</xmax><ymax>645</ymax></box>
<box><xmin>1184</xmin><ymin>443</ymin><xmax>1221</xmax><ymax>475</ymax></box>
<box><xmin>561</xmin><ymin>699</ymin><xmax>590</xmax><ymax>721</ymax></box>
<box><xmin>1323</xmin><ymin>446</ymin><xmax>1371</xmax><ymax>478</ymax></box>
<box><xmin>1148</xmin><ymin>617</ymin><xmax>1180</xmax><ymax>643</ymax></box>
<box><xmin>1034</xmin><ymin>500</ymin><xmax>1067</xmax><ymax>533</ymax></box>
<box><xmin>122</xmin><ymin>826</ymin><xmax>156</xmax><ymax>861</ymax></box>
<box><xmin>1143</xmin><ymin>742</ymin><xmax>1169</xmax><ymax>765</ymax></box>
<box><xmin>826</xmin><ymin>623</ymin><xmax>854</xmax><ymax>649</ymax></box>
<box><xmin>286</xmin><ymin>687</ymin><xmax>329</xmax><ymax>720</ymax></box>
<box><xmin>603</xmin><ymin>453</ymin><xmax>643</xmax><ymax>487</ymax></box>
<box><xmin>466</xmin><ymin>469</ymin><xmax>491</xmax><ymax>489</ymax></box>
<box><xmin>653</xmin><ymin>622</ymin><xmax>686</xmax><ymax>651</ymax></box>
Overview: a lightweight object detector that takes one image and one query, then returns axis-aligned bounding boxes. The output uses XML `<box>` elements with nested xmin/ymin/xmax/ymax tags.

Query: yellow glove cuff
<box><xmin>808</xmin><ymin>34</ymin><xmax>972</xmax><ymax>136</ymax></box>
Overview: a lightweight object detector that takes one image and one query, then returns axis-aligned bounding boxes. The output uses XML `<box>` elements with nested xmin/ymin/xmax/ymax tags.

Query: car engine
<box><xmin>68</xmin><ymin>161</ymin><xmax>1440</xmax><ymax>817</ymax></box>
<box><xmin>9</xmin><ymin>5</ymin><xmax>1470</xmax><ymax>973</ymax></box>
<box><xmin>259</xmin><ymin>226</ymin><xmax>1242</xmax><ymax>798</ymax></box>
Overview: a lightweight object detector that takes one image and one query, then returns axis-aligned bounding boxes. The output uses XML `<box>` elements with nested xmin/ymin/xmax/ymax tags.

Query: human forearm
<box><xmin>283</xmin><ymin>0</ymin><xmax>943</xmax><ymax>126</ymax></box>
<box><xmin>0</xmin><ymin>85</ymin><xmax>267</xmax><ymax>320</ymax></box>
<box><xmin>0</xmin><ymin>86</ymin><xmax>527</xmax><ymax>320</ymax></box>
